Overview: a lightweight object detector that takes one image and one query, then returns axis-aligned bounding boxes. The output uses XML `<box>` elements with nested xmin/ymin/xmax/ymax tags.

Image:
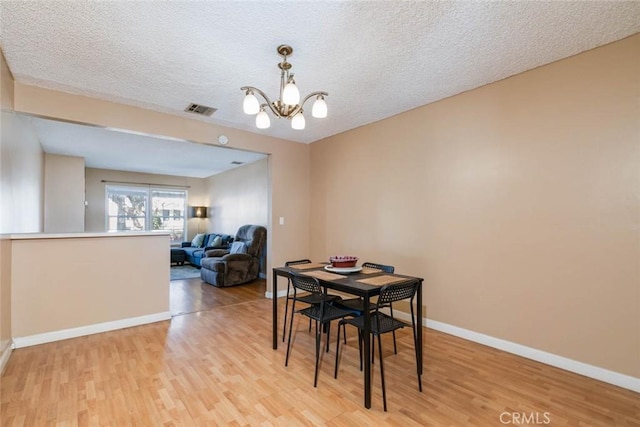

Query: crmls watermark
<box><xmin>499</xmin><ymin>412</ymin><xmax>551</xmax><ymax>425</ymax></box>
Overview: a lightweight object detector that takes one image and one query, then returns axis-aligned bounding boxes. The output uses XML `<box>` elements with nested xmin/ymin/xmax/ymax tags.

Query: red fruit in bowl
<box><xmin>329</xmin><ymin>256</ymin><xmax>358</xmax><ymax>268</ymax></box>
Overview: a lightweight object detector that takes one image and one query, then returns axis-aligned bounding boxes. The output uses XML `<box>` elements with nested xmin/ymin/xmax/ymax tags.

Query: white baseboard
<box><xmin>12</xmin><ymin>312</ymin><xmax>172</xmax><ymax>349</ymax></box>
<box><xmin>390</xmin><ymin>312</ymin><xmax>640</xmax><ymax>393</ymax></box>
<box><xmin>427</xmin><ymin>319</ymin><xmax>640</xmax><ymax>393</ymax></box>
<box><xmin>0</xmin><ymin>340</ymin><xmax>13</xmax><ymax>374</ymax></box>
<box><xmin>265</xmin><ymin>289</ymin><xmax>290</xmax><ymax>299</ymax></box>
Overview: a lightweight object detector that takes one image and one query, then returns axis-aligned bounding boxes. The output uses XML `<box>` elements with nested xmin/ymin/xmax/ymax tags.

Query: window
<box><xmin>151</xmin><ymin>190</ymin><xmax>187</xmax><ymax>242</ymax></box>
<box><xmin>106</xmin><ymin>185</ymin><xmax>187</xmax><ymax>243</ymax></box>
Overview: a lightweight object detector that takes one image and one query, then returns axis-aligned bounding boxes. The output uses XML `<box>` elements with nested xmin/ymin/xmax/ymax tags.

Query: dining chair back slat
<box><xmin>361</xmin><ymin>262</ymin><xmax>395</xmax><ymax>273</ymax></box>
<box><xmin>377</xmin><ymin>280</ymin><xmax>418</xmax><ymax>307</ymax></box>
<box><xmin>290</xmin><ymin>273</ymin><xmax>323</xmax><ymax>295</ymax></box>
<box><xmin>286</xmin><ymin>259</ymin><xmax>312</xmax><ymax>267</ymax></box>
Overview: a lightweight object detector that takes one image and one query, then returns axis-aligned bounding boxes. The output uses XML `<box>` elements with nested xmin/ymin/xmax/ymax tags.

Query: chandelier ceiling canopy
<box><xmin>241</xmin><ymin>44</ymin><xmax>328</xmax><ymax>130</ymax></box>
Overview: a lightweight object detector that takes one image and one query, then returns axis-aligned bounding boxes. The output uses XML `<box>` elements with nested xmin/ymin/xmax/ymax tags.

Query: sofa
<box><xmin>200</xmin><ymin>225</ymin><xmax>267</xmax><ymax>287</ymax></box>
<box><xmin>180</xmin><ymin>232</ymin><xmax>234</xmax><ymax>267</ymax></box>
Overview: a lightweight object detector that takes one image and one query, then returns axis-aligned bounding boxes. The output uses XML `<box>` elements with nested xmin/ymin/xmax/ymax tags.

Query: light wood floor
<box><xmin>170</xmin><ymin>276</ymin><xmax>266</xmax><ymax>316</ymax></box>
<box><xmin>2</xmin><ymin>279</ymin><xmax>638</xmax><ymax>426</ymax></box>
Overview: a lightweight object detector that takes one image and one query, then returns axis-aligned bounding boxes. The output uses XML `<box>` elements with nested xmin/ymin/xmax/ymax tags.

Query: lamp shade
<box><xmin>311</xmin><ymin>95</ymin><xmax>327</xmax><ymax>118</ymax></box>
<box><xmin>256</xmin><ymin>109</ymin><xmax>271</xmax><ymax>129</ymax></box>
<box><xmin>282</xmin><ymin>80</ymin><xmax>300</xmax><ymax>105</ymax></box>
<box><xmin>191</xmin><ymin>206</ymin><xmax>208</xmax><ymax>218</ymax></box>
<box><xmin>243</xmin><ymin>92</ymin><xmax>260</xmax><ymax>115</ymax></box>
<box><xmin>291</xmin><ymin>112</ymin><xmax>305</xmax><ymax>130</ymax></box>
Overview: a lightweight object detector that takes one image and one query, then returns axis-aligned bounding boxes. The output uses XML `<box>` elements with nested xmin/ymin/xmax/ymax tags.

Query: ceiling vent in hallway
<box><xmin>231</xmin><ymin>161</ymin><xmax>244</xmax><ymax>165</ymax></box>
<box><xmin>184</xmin><ymin>103</ymin><xmax>217</xmax><ymax>116</ymax></box>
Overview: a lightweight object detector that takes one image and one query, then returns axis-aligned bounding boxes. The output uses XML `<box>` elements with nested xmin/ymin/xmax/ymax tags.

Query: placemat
<box><xmin>303</xmin><ymin>270</ymin><xmax>346</xmax><ymax>281</ymax></box>
<box><xmin>360</xmin><ymin>267</ymin><xmax>383</xmax><ymax>275</ymax></box>
<box><xmin>289</xmin><ymin>262</ymin><xmax>326</xmax><ymax>270</ymax></box>
<box><xmin>357</xmin><ymin>275</ymin><xmax>408</xmax><ymax>286</ymax></box>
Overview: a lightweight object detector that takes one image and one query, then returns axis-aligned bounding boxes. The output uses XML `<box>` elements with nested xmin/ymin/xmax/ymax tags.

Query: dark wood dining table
<box><xmin>272</xmin><ymin>263</ymin><xmax>424</xmax><ymax>409</ymax></box>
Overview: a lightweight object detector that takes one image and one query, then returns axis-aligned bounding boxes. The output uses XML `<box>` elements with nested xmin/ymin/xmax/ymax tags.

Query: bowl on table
<box><xmin>329</xmin><ymin>256</ymin><xmax>358</xmax><ymax>268</ymax></box>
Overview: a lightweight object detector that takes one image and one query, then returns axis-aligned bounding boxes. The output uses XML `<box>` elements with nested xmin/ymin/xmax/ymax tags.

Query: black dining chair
<box><xmin>334</xmin><ymin>279</ymin><xmax>422</xmax><ymax>411</ymax></box>
<box><xmin>282</xmin><ymin>259</ymin><xmax>343</xmax><ymax>342</ymax></box>
<box><xmin>282</xmin><ymin>259</ymin><xmax>312</xmax><ymax>341</ymax></box>
<box><xmin>334</xmin><ymin>262</ymin><xmax>400</xmax><ymax>354</ymax></box>
<box><xmin>285</xmin><ymin>272</ymin><xmax>354</xmax><ymax>387</ymax></box>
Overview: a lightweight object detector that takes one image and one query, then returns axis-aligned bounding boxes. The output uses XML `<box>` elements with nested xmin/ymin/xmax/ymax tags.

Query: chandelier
<box><xmin>241</xmin><ymin>44</ymin><xmax>328</xmax><ymax>130</ymax></box>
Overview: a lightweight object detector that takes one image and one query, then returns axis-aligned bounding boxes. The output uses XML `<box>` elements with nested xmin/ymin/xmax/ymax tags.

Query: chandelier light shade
<box><xmin>242</xmin><ymin>92</ymin><xmax>260</xmax><ymax>115</ymax></box>
<box><xmin>256</xmin><ymin>107</ymin><xmax>271</xmax><ymax>129</ymax></box>
<box><xmin>291</xmin><ymin>112</ymin><xmax>305</xmax><ymax>130</ymax></box>
<box><xmin>282</xmin><ymin>79</ymin><xmax>300</xmax><ymax>105</ymax></box>
<box><xmin>311</xmin><ymin>95</ymin><xmax>327</xmax><ymax>118</ymax></box>
<box><xmin>241</xmin><ymin>44</ymin><xmax>328</xmax><ymax>130</ymax></box>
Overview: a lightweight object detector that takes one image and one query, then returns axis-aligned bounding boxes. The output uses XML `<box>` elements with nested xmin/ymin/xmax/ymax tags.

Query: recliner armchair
<box><xmin>200</xmin><ymin>224</ymin><xmax>267</xmax><ymax>287</ymax></box>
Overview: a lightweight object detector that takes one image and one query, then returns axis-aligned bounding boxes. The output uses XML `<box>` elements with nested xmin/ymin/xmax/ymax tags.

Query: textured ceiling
<box><xmin>1</xmin><ymin>1</ymin><xmax>639</xmax><ymax>145</ymax></box>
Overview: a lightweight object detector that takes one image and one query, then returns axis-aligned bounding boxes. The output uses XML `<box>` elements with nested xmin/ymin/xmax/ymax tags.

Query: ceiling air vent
<box><xmin>231</xmin><ymin>161</ymin><xmax>244</xmax><ymax>165</ymax></box>
<box><xmin>184</xmin><ymin>103</ymin><xmax>217</xmax><ymax>117</ymax></box>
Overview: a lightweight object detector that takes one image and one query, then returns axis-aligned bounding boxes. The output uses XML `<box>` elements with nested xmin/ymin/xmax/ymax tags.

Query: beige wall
<box><xmin>0</xmin><ymin>49</ymin><xmax>14</xmax><ymax>367</ymax></box>
<box><xmin>12</xmin><ymin>87</ymin><xmax>311</xmax><ymax>293</ymax></box>
<box><xmin>205</xmin><ymin>157</ymin><xmax>269</xmax><ymax>235</ymax></box>
<box><xmin>0</xmin><ymin>237</ymin><xmax>10</xmax><ymax>366</ymax></box>
<box><xmin>0</xmin><ymin>49</ymin><xmax>13</xmax><ymax>111</ymax></box>
<box><xmin>310</xmin><ymin>35</ymin><xmax>640</xmax><ymax>378</ymax></box>
<box><xmin>1</xmin><ymin>50</ymin><xmax>46</xmax><ymax>367</ymax></box>
<box><xmin>11</xmin><ymin>234</ymin><xmax>169</xmax><ymax>338</ymax></box>
<box><xmin>0</xmin><ymin>112</ymin><xmax>44</xmax><ymax>234</ymax></box>
<box><xmin>1</xmin><ymin>49</ymin><xmax>44</xmax><ymax>234</ymax></box>
<box><xmin>44</xmin><ymin>153</ymin><xmax>85</xmax><ymax>232</ymax></box>
<box><xmin>85</xmin><ymin>168</ymin><xmax>207</xmax><ymax>239</ymax></box>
